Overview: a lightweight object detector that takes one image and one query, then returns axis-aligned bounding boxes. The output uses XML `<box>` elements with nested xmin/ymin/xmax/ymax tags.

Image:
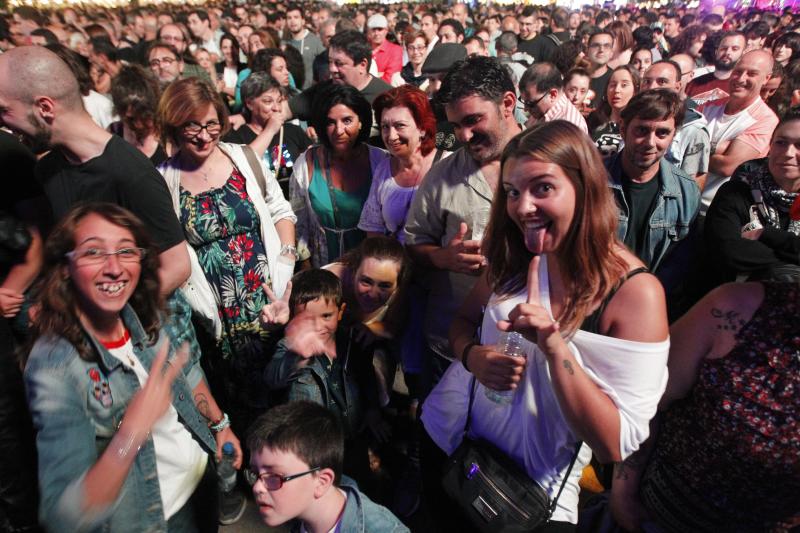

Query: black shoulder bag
<box><xmin>441</xmin><ymin>376</ymin><xmax>582</xmax><ymax>533</ymax></box>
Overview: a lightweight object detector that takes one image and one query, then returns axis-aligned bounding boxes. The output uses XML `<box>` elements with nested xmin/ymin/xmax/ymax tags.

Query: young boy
<box><xmin>246</xmin><ymin>401</ymin><xmax>409</xmax><ymax>533</ymax></box>
<box><xmin>264</xmin><ymin>269</ymin><xmax>383</xmax><ymax>482</ymax></box>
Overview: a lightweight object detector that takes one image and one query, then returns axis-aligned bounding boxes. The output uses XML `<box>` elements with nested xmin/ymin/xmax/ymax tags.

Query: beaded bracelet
<box><xmin>209</xmin><ymin>412</ymin><xmax>231</xmax><ymax>433</ymax></box>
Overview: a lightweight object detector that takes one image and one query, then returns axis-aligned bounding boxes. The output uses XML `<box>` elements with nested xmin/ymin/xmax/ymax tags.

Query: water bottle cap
<box><xmin>223</xmin><ymin>442</ymin><xmax>234</xmax><ymax>454</ymax></box>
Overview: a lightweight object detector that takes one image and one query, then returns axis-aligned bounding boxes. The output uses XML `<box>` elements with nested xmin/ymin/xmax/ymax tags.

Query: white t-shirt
<box><xmin>701</xmin><ymin>97</ymin><xmax>779</xmax><ymax>213</ymax></box>
<box><xmin>82</xmin><ymin>90</ymin><xmax>116</xmax><ymax>130</ymax></box>
<box><xmin>358</xmin><ymin>154</ymin><xmax>450</xmax><ymax>243</ymax></box>
<box><xmin>421</xmin><ymin>256</ymin><xmax>670</xmax><ymax>523</ymax></box>
<box><xmin>108</xmin><ymin>339</ymin><xmax>208</xmax><ymax>520</ymax></box>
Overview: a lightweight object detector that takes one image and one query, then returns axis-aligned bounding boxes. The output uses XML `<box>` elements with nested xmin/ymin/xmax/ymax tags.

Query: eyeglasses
<box><xmin>520</xmin><ymin>92</ymin><xmax>548</xmax><ymax>111</ymax></box>
<box><xmin>407</xmin><ymin>45</ymin><xmax>426</xmax><ymax>52</ymax></box>
<box><xmin>66</xmin><ymin>247</ymin><xmax>147</xmax><ymax>265</ymax></box>
<box><xmin>149</xmin><ymin>56</ymin><xmax>177</xmax><ymax>68</ymax></box>
<box><xmin>244</xmin><ymin>466</ymin><xmax>321</xmax><ymax>490</ymax></box>
<box><xmin>181</xmin><ymin>120</ymin><xmax>222</xmax><ymax>137</ymax></box>
<box><xmin>589</xmin><ymin>42</ymin><xmax>613</xmax><ymax>50</ymax></box>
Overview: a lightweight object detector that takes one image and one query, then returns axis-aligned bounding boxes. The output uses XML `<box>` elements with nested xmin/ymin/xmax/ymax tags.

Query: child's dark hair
<box><xmin>247</xmin><ymin>401</ymin><xmax>344</xmax><ymax>485</ymax></box>
<box><xmin>290</xmin><ymin>268</ymin><xmax>343</xmax><ymax>312</ymax></box>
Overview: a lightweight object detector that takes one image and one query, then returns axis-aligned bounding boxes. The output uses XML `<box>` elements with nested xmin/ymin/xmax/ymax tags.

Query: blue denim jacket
<box><xmin>24</xmin><ymin>305</ymin><xmax>216</xmax><ymax>533</ymax></box>
<box><xmin>290</xmin><ymin>477</ymin><xmax>409</xmax><ymax>533</ymax></box>
<box><xmin>606</xmin><ymin>151</ymin><xmax>700</xmax><ymax>273</ymax></box>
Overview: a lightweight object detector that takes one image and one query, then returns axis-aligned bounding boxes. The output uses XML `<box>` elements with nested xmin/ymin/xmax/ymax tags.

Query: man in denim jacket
<box><xmin>605</xmin><ymin>89</ymin><xmax>700</xmax><ymax>288</ymax></box>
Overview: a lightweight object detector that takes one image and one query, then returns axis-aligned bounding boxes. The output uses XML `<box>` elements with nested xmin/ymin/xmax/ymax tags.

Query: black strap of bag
<box><xmin>462</xmin><ymin>375</ymin><xmax>582</xmax><ymax>521</ymax></box>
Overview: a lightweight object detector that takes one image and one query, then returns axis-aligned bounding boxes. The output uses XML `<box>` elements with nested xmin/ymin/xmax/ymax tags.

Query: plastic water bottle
<box><xmin>485</xmin><ymin>331</ymin><xmax>527</xmax><ymax>405</ymax></box>
<box><xmin>218</xmin><ymin>442</ymin><xmax>237</xmax><ymax>493</ymax></box>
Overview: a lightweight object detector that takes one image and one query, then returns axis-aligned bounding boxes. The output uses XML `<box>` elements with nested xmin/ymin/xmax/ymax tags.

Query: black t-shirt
<box><xmin>289</xmin><ymin>77</ymin><xmax>393</xmax><ymax>121</ymax></box>
<box><xmin>622</xmin><ymin>168</ymin><xmax>661</xmax><ymax>261</ymax></box>
<box><xmin>518</xmin><ymin>31</ymin><xmax>571</xmax><ymax>63</ymax></box>
<box><xmin>223</xmin><ymin>123</ymin><xmax>311</xmax><ymax>195</ymax></box>
<box><xmin>35</xmin><ymin>135</ymin><xmax>185</xmax><ymax>252</ymax></box>
<box><xmin>589</xmin><ymin>68</ymin><xmax>613</xmax><ymax>110</ymax></box>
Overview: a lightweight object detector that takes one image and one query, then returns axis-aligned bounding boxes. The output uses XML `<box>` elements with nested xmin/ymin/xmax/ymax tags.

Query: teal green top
<box><xmin>308</xmin><ymin>150</ymin><xmax>370</xmax><ymax>261</ymax></box>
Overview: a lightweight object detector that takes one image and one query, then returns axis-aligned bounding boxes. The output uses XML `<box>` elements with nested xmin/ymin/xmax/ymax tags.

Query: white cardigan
<box><xmin>158</xmin><ymin>142</ymin><xmax>297</xmax><ymax>339</ymax></box>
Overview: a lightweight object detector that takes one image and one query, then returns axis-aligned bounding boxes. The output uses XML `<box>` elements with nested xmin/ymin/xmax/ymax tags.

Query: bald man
<box><xmin>700</xmin><ymin>49</ymin><xmax>779</xmax><ymax>213</ymax></box>
<box><xmin>0</xmin><ymin>46</ymin><xmax>197</xmax><ymax>349</ymax></box>
<box><xmin>642</xmin><ymin>61</ymin><xmax>710</xmax><ymax>184</ymax></box>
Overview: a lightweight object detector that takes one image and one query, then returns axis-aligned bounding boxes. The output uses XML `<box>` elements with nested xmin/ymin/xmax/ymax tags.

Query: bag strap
<box><xmin>546</xmin><ymin>33</ymin><xmax>563</xmax><ymax>47</ymax></box>
<box><xmin>547</xmin><ymin>441</ymin><xmax>582</xmax><ymax>520</ymax></box>
<box><xmin>462</xmin><ymin>376</ymin><xmax>582</xmax><ymax>520</ymax></box>
<box><xmin>242</xmin><ymin>144</ymin><xmax>267</xmax><ymax>198</ymax></box>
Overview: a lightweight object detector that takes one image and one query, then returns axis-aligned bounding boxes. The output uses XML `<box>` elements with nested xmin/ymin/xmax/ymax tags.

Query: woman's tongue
<box><xmin>525</xmin><ymin>225</ymin><xmax>547</xmax><ymax>254</ymax></box>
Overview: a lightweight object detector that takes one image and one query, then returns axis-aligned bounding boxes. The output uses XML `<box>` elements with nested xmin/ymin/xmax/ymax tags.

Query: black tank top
<box><xmin>579</xmin><ymin>267</ymin><xmax>649</xmax><ymax>335</ymax></box>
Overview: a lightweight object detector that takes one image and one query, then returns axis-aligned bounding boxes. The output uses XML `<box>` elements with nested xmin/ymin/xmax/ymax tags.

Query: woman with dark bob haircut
<box><xmin>291</xmin><ymin>83</ymin><xmax>388</xmax><ymax>268</ymax></box>
<box><xmin>772</xmin><ymin>31</ymin><xmax>800</xmax><ymax>67</ymax></box>
<box><xmin>25</xmin><ymin>203</ymin><xmax>240</xmax><ymax>532</ymax></box>
<box><xmin>422</xmin><ymin>121</ymin><xmax>669</xmax><ymax>531</ymax></box>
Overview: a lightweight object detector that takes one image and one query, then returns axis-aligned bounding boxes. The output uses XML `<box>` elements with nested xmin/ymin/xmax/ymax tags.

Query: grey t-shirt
<box><xmin>404</xmin><ymin>148</ymin><xmax>494</xmax><ymax>359</ymax></box>
<box><xmin>285</xmin><ymin>30</ymin><xmax>325</xmax><ymax>90</ymax></box>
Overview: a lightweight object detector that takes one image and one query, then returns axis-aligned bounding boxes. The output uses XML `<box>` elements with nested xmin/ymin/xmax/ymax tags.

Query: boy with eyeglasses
<box><xmin>246</xmin><ymin>401</ymin><xmax>408</xmax><ymax>533</ymax></box>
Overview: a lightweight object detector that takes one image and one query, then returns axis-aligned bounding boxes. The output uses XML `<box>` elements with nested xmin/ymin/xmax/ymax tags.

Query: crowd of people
<box><xmin>0</xmin><ymin>1</ymin><xmax>799</xmax><ymax>532</ymax></box>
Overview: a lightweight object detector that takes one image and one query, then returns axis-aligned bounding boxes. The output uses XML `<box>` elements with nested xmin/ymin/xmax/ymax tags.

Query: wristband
<box><xmin>280</xmin><ymin>244</ymin><xmax>298</xmax><ymax>258</ymax></box>
<box><xmin>209</xmin><ymin>412</ymin><xmax>231</xmax><ymax>433</ymax></box>
<box><xmin>461</xmin><ymin>342</ymin><xmax>478</xmax><ymax>373</ymax></box>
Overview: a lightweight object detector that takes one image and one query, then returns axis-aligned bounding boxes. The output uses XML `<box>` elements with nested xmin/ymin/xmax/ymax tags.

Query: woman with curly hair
<box><xmin>25</xmin><ymin>203</ymin><xmax>241</xmax><ymax>532</ymax></box>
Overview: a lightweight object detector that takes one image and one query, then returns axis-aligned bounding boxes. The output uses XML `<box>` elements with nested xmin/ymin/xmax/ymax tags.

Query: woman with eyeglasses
<box><xmin>25</xmin><ymin>203</ymin><xmax>241</xmax><ymax>532</ymax></box>
<box><xmin>224</xmin><ymin>72</ymin><xmax>311</xmax><ymax>198</ymax></box>
<box><xmin>156</xmin><ymin>77</ymin><xmax>297</xmax><ymax>439</ymax></box>
<box><xmin>394</xmin><ymin>30</ymin><xmax>429</xmax><ymax>88</ymax></box>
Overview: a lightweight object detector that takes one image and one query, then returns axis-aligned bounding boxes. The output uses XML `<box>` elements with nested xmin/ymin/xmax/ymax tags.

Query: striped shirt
<box><xmin>544</xmin><ymin>92</ymin><xmax>589</xmax><ymax>134</ymax></box>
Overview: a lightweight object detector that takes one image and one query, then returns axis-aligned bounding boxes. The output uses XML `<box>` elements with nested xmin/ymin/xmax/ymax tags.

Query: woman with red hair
<box><xmin>358</xmin><ymin>85</ymin><xmax>448</xmax><ymax>241</ymax></box>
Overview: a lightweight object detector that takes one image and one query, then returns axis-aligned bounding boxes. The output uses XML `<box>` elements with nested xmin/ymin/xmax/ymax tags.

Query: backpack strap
<box><xmin>242</xmin><ymin>145</ymin><xmax>267</xmax><ymax>198</ymax></box>
<box><xmin>546</xmin><ymin>33</ymin><xmax>563</xmax><ymax>47</ymax></box>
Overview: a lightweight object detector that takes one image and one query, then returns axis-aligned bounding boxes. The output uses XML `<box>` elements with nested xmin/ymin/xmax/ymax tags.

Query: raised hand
<box><xmin>121</xmin><ymin>341</ymin><xmax>189</xmax><ymax>437</ymax></box>
<box><xmin>283</xmin><ymin>314</ymin><xmax>335</xmax><ymax>359</ymax></box>
<box><xmin>260</xmin><ymin>281</ymin><xmax>292</xmax><ymax>330</ymax></box>
<box><xmin>431</xmin><ymin>222</ymin><xmax>485</xmax><ymax>274</ymax></box>
<box><xmin>498</xmin><ymin>238</ymin><xmax>561</xmax><ymax>354</ymax></box>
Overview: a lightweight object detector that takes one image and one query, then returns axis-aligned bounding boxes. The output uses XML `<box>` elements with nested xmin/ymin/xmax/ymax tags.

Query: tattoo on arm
<box><xmin>562</xmin><ymin>359</ymin><xmax>575</xmax><ymax>375</ymax></box>
<box><xmin>711</xmin><ymin>307</ymin><xmax>746</xmax><ymax>332</ymax></box>
<box><xmin>193</xmin><ymin>393</ymin><xmax>211</xmax><ymax>420</ymax></box>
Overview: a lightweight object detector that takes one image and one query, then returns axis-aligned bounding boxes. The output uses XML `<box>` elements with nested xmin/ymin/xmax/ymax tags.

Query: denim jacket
<box><xmin>290</xmin><ymin>477</ymin><xmax>409</xmax><ymax>533</ymax></box>
<box><xmin>606</xmin><ymin>151</ymin><xmax>700</xmax><ymax>273</ymax></box>
<box><xmin>24</xmin><ymin>305</ymin><xmax>216</xmax><ymax>533</ymax></box>
<box><xmin>264</xmin><ymin>330</ymin><xmax>378</xmax><ymax>438</ymax></box>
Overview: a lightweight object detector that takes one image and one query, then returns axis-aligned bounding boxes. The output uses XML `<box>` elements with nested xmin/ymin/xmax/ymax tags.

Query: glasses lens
<box><xmin>118</xmin><ymin>248</ymin><xmax>145</xmax><ymax>262</ymax></box>
<box><xmin>264</xmin><ymin>475</ymin><xmax>283</xmax><ymax>491</ymax></box>
<box><xmin>206</xmin><ymin>122</ymin><xmax>221</xmax><ymax>135</ymax></box>
<box><xmin>183</xmin><ymin>123</ymin><xmax>201</xmax><ymax>136</ymax></box>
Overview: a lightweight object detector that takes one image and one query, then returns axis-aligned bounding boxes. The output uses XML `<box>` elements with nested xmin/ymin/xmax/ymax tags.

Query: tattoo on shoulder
<box><xmin>562</xmin><ymin>359</ymin><xmax>575</xmax><ymax>375</ymax></box>
<box><xmin>710</xmin><ymin>307</ymin><xmax>746</xmax><ymax>332</ymax></box>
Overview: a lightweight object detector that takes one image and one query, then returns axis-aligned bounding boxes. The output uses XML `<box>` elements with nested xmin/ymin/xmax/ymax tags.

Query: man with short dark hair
<box><xmin>519</xmin><ymin>7</ymin><xmax>570</xmax><ymax>62</ymax></box>
<box><xmin>663</xmin><ymin>12</ymin><xmax>681</xmax><ymax>48</ymax></box>
<box><xmin>187</xmin><ymin>9</ymin><xmax>221</xmax><ymax>61</ymax></box>
<box><xmin>519</xmin><ymin>62</ymin><xmax>587</xmax><ymax>132</ymax></box>
<box><xmin>516</xmin><ymin>6</ymin><xmax>539</xmax><ymax>53</ymax></box>
<box><xmin>405</xmin><ymin>56</ymin><xmax>522</xmax><ymax>389</ymax></box>
<box><xmin>587</xmin><ymin>31</ymin><xmax>614</xmax><ymax>110</ymax></box>
<box><xmin>284</xmin><ymin>4</ymin><xmax>324</xmax><ymax>89</ymax></box>
<box><xmin>606</xmin><ymin>89</ymin><xmax>700</xmax><ymax>278</ymax></box>
<box><xmin>286</xmin><ymin>30</ymin><xmax>391</xmax><ymax>123</ymax></box>
<box><xmin>437</xmin><ymin>18</ymin><xmax>464</xmax><ymax>44</ymax></box>
<box><xmin>686</xmin><ymin>31</ymin><xmax>746</xmax><ymax>104</ymax></box>
<box><xmin>420</xmin><ymin>12</ymin><xmax>439</xmax><ymax>53</ymax></box>
<box><xmin>642</xmin><ymin>61</ymin><xmax>711</xmax><ymax>184</ymax></box>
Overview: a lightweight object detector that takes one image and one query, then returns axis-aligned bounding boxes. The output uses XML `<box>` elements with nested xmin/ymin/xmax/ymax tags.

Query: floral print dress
<box><xmin>179</xmin><ymin>168</ymin><xmax>271</xmax><ymax>362</ymax></box>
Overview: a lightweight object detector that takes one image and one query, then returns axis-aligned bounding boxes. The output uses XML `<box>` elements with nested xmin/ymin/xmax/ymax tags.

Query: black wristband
<box><xmin>461</xmin><ymin>342</ymin><xmax>478</xmax><ymax>373</ymax></box>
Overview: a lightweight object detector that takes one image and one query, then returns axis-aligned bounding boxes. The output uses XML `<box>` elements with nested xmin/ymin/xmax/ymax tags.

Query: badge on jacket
<box><xmin>88</xmin><ymin>368</ymin><xmax>113</xmax><ymax>408</ymax></box>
